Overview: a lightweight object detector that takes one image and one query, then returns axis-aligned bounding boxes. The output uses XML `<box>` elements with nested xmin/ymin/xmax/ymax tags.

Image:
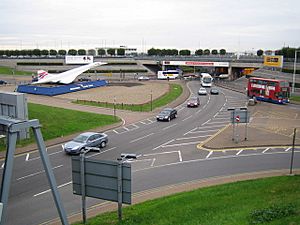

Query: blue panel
<box><xmin>17</xmin><ymin>80</ymin><xmax>108</xmax><ymax>96</ymax></box>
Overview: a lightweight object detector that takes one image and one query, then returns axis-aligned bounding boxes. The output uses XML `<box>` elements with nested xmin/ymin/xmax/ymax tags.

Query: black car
<box><xmin>210</xmin><ymin>88</ymin><xmax>219</xmax><ymax>95</ymax></box>
<box><xmin>156</xmin><ymin>108</ymin><xmax>177</xmax><ymax>121</ymax></box>
<box><xmin>0</xmin><ymin>80</ymin><xmax>7</xmax><ymax>85</ymax></box>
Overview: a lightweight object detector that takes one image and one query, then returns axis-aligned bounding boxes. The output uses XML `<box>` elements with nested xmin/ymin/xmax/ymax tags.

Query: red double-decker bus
<box><xmin>247</xmin><ymin>77</ymin><xmax>290</xmax><ymax>104</ymax></box>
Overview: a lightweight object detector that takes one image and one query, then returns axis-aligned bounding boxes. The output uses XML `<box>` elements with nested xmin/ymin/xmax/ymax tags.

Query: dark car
<box><xmin>210</xmin><ymin>88</ymin><xmax>219</xmax><ymax>95</ymax></box>
<box><xmin>156</xmin><ymin>108</ymin><xmax>177</xmax><ymax>121</ymax></box>
<box><xmin>62</xmin><ymin>132</ymin><xmax>108</xmax><ymax>154</ymax></box>
<box><xmin>0</xmin><ymin>80</ymin><xmax>7</xmax><ymax>85</ymax></box>
<box><xmin>187</xmin><ymin>96</ymin><xmax>200</xmax><ymax>107</ymax></box>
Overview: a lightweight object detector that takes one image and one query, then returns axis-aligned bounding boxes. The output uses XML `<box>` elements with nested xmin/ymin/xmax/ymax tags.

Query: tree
<box><xmin>58</xmin><ymin>49</ymin><xmax>67</xmax><ymax>56</ymax></box>
<box><xmin>117</xmin><ymin>48</ymin><xmax>125</xmax><ymax>56</ymax></box>
<box><xmin>219</xmin><ymin>49</ymin><xmax>226</xmax><ymax>55</ymax></box>
<box><xmin>33</xmin><ymin>49</ymin><xmax>41</xmax><ymax>56</ymax></box>
<box><xmin>68</xmin><ymin>49</ymin><xmax>77</xmax><ymax>55</ymax></box>
<box><xmin>107</xmin><ymin>48</ymin><xmax>116</xmax><ymax>56</ymax></box>
<box><xmin>195</xmin><ymin>49</ymin><xmax>203</xmax><ymax>56</ymax></box>
<box><xmin>88</xmin><ymin>49</ymin><xmax>96</xmax><ymax>56</ymax></box>
<box><xmin>211</xmin><ymin>49</ymin><xmax>218</xmax><ymax>55</ymax></box>
<box><xmin>78</xmin><ymin>49</ymin><xmax>86</xmax><ymax>55</ymax></box>
<box><xmin>171</xmin><ymin>49</ymin><xmax>178</xmax><ymax>56</ymax></box>
<box><xmin>257</xmin><ymin>49</ymin><xmax>263</xmax><ymax>56</ymax></box>
<box><xmin>204</xmin><ymin>49</ymin><xmax>210</xmax><ymax>55</ymax></box>
<box><xmin>49</xmin><ymin>49</ymin><xmax>57</xmax><ymax>56</ymax></box>
<box><xmin>41</xmin><ymin>49</ymin><xmax>49</xmax><ymax>56</ymax></box>
<box><xmin>147</xmin><ymin>48</ymin><xmax>157</xmax><ymax>56</ymax></box>
<box><xmin>179</xmin><ymin>49</ymin><xmax>191</xmax><ymax>56</ymax></box>
<box><xmin>97</xmin><ymin>48</ymin><xmax>106</xmax><ymax>56</ymax></box>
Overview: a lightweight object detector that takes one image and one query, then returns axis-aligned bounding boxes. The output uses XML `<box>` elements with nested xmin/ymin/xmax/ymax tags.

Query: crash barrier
<box><xmin>17</xmin><ymin>80</ymin><xmax>108</xmax><ymax>96</ymax></box>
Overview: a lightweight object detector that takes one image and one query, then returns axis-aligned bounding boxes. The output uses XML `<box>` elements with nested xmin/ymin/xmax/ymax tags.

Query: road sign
<box><xmin>230</xmin><ymin>109</ymin><xmax>250</xmax><ymax>124</ymax></box>
<box><xmin>72</xmin><ymin>157</ymin><xmax>132</xmax><ymax>204</ymax></box>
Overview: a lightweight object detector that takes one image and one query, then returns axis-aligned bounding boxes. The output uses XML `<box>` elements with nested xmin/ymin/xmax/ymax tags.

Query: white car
<box><xmin>138</xmin><ymin>76</ymin><xmax>150</xmax><ymax>81</ymax></box>
<box><xmin>198</xmin><ymin>87</ymin><xmax>207</xmax><ymax>95</ymax></box>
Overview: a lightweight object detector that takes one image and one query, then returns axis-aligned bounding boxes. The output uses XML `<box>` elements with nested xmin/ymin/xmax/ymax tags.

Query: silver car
<box><xmin>62</xmin><ymin>132</ymin><xmax>108</xmax><ymax>154</ymax></box>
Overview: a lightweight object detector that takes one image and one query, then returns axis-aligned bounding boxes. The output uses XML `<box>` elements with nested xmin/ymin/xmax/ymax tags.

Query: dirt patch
<box><xmin>55</xmin><ymin>81</ymin><xmax>170</xmax><ymax>105</ymax></box>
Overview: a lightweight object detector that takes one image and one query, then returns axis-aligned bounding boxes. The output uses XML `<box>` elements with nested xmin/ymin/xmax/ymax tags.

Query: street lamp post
<box><xmin>113</xmin><ymin>96</ymin><xmax>116</xmax><ymax>120</ymax></box>
<box><xmin>292</xmin><ymin>50</ymin><xmax>299</xmax><ymax>94</ymax></box>
<box><xmin>150</xmin><ymin>90</ymin><xmax>153</xmax><ymax>111</ymax></box>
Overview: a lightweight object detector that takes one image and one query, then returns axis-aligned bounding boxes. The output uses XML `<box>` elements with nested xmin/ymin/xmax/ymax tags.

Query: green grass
<box><xmin>0</xmin><ymin>66</ymin><xmax>33</xmax><ymax>75</ymax></box>
<box><xmin>0</xmin><ymin>103</ymin><xmax>120</xmax><ymax>150</ymax></box>
<box><xmin>290</xmin><ymin>95</ymin><xmax>300</xmax><ymax>102</ymax></box>
<box><xmin>73</xmin><ymin>175</ymin><xmax>300</xmax><ymax>225</ymax></box>
<box><xmin>73</xmin><ymin>83</ymin><xmax>183</xmax><ymax>112</ymax></box>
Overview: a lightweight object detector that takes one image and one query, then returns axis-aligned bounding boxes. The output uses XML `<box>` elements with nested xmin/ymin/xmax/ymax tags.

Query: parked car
<box><xmin>156</xmin><ymin>108</ymin><xmax>177</xmax><ymax>121</ymax></box>
<box><xmin>0</xmin><ymin>80</ymin><xmax>7</xmax><ymax>85</ymax></box>
<box><xmin>210</xmin><ymin>88</ymin><xmax>219</xmax><ymax>95</ymax></box>
<box><xmin>62</xmin><ymin>132</ymin><xmax>108</xmax><ymax>154</ymax></box>
<box><xmin>138</xmin><ymin>76</ymin><xmax>150</xmax><ymax>81</ymax></box>
<box><xmin>187</xmin><ymin>96</ymin><xmax>200</xmax><ymax>107</ymax></box>
<box><xmin>198</xmin><ymin>87</ymin><xmax>207</xmax><ymax>95</ymax></box>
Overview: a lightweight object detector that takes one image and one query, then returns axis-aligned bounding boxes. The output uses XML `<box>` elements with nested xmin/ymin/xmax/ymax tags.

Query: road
<box><xmin>1</xmin><ymin>81</ymin><xmax>300</xmax><ymax>225</ymax></box>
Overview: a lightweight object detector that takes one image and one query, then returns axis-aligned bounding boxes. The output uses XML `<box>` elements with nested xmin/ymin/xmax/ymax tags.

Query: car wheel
<box><xmin>100</xmin><ymin>141</ymin><xmax>106</xmax><ymax>148</ymax></box>
<box><xmin>168</xmin><ymin>117</ymin><xmax>171</xmax><ymax>122</ymax></box>
<box><xmin>174</xmin><ymin>113</ymin><xmax>177</xmax><ymax>118</ymax></box>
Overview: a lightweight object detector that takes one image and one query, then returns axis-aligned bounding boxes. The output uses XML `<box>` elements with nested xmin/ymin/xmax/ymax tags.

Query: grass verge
<box><xmin>0</xmin><ymin>103</ymin><xmax>120</xmax><ymax>151</ymax></box>
<box><xmin>290</xmin><ymin>95</ymin><xmax>300</xmax><ymax>103</ymax></box>
<box><xmin>73</xmin><ymin>175</ymin><xmax>300</xmax><ymax>225</ymax></box>
<box><xmin>73</xmin><ymin>83</ymin><xmax>183</xmax><ymax>112</ymax></box>
<box><xmin>0</xmin><ymin>66</ymin><xmax>33</xmax><ymax>75</ymax></box>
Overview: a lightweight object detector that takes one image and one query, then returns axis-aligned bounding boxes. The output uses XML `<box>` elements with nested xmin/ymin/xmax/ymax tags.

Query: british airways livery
<box><xmin>32</xmin><ymin>62</ymin><xmax>107</xmax><ymax>84</ymax></box>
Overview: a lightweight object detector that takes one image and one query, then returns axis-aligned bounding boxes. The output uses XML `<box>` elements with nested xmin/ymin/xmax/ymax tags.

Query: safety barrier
<box><xmin>17</xmin><ymin>80</ymin><xmax>108</xmax><ymax>96</ymax></box>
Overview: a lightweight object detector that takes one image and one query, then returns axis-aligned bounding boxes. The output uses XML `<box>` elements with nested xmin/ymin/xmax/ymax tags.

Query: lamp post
<box><xmin>150</xmin><ymin>90</ymin><xmax>153</xmax><ymax>111</ymax></box>
<box><xmin>292</xmin><ymin>50</ymin><xmax>299</xmax><ymax>93</ymax></box>
<box><xmin>113</xmin><ymin>96</ymin><xmax>116</xmax><ymax>120</ymax></box>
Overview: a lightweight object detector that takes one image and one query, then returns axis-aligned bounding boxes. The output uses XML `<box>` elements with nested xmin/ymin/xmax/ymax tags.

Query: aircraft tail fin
<box><xmin>37</xmin><ymin>70</ymin><xmax>49</xmax><ymax>80</ymax></box>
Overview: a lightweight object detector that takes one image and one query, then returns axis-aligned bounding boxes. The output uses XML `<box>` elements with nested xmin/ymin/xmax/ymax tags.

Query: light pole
<box><xmin>150</xmin><ymin>90</ymin><xmax>153</xmax><ymax>111</ymax></box>
<box><xmin>292</xmin><ymin>50</ymin><xmax>299</xmax><ymax>94</ymax></box>
<box><xmin>113</xmin><ymin>96</ymin><xmax>116</xmax><ymax>120</ymax></box>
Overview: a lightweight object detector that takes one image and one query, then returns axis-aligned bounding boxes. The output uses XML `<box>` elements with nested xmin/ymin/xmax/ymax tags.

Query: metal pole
<box><xmin>113</xmin><ymin>96</ymin><xmax>116</xmax><ymax>120</ymax></box>
<box><xmin>245</xmin><ymin>110</ymin><xmax>248</xmax><ymax>141</ymax></box>
<box><xmin>80</xmin><ymin>151</ymin><xmax>86</xmax><ymax>224</ymax></box>
<box><xmin>150</xmin><ymin>90</ymin><xmax>153</xmax><ymax>112</ymax></box>
<box><xmin>292</xmin><ymin>51</ymin><xmax>298</xmax><ymax>94</ymax></box>
<box><xmin>0</xmin><ymin>130</ymin><xmax>18</xmax><ymax>225</ymax></box>
<box><xmin>289</xmin><ymin>128</ymin><xmax>297</xmax><ymax>175</ymax></box>
<box><xmin>117</xmin><ymin>158</ymin><xmax>123</xmax><ymax>222</ymax></box>
<box><xmin>33</xmin><ymin>126</ymin><xmax>69</xmax><ymax>225</ymax></box>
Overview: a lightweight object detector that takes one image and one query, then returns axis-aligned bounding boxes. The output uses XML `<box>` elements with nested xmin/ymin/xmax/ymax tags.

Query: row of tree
<box><xmin>0</xmin><ymin>48</ymin><xmax>125</xmax><ymax>57</ymax></box>
<box><xmin>256</xmin><ymin>47</ymin><xmax>300</xmax><ymax>58</ymax></box>
<box><xmin>147</xmin><ymin>48</ymin><xmax>226</xmax><ymax>56</ymax></box>
<box><xmin>0</xmin><ymin>47</ymin><xmax>299</xmax><ymax>58</ymax></box>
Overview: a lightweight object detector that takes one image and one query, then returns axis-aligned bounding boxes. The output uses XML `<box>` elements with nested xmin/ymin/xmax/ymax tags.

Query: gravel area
<box><xmin>56</xmin><ymin>81</ymin><xmax>170</xmax><ymax>104</ymax></box>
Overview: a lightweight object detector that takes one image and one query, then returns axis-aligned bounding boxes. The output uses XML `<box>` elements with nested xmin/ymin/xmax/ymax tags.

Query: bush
<box><xmin>249</xmin><ymin>204</ymin><xmax>296</xmax><ymax>224</ymax></box>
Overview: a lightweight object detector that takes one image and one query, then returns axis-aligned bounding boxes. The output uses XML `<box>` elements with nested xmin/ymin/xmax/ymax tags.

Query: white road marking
<box><xmin>34</xmin><ymin>181</ymin><xmax>72</xmax><ymax>197</ymax></box>
<box><xmin>113</xmin><ymin>130</ymin><xmax>119</xmax><ymax>134</ymax></box>
<box><xmin>236</xmin><ymin>150</ymin><xmax>243</xmax><ymax>155</ymax></box>
<box><xmin>190</xmin><ymin>129</ymin><xmax>219</xmax><ymax>134</ymax></box>
<box><xmin>262</xmin><ymin>148</ymin><xmax>270</xmax><ymax>153</ymax></box>
<box><xmin>28</xmin><ymin>150</ymin><xmax>62</xmax><ymax>162</ymax></box>
<box><xmin>144</xmin><ymin>150</ymin><xmax>179</xmax><ymax>157</ymax></box>
<box><xmin>130</xmin><ymin>133</ymin><xmax>154</xmax><ymax>143</ymax></box>
<box><xmin>1</xmin><ymin>163</ymin><xmax>5</xmax><ymax>169</ymax></box>
<box><xmin>177</xmin><ymin>107</ymin><xmax>185</xmax><ymax>112</ymax></box>
<box><xmin>202</xmin><ymin>119</ymin><xmax>211</xmax><ymax>126</ymax></box>
<box><xmin>25</xmin><ymin>153</ymin><xmax>30</xmax><ymax>161</ymax></box>
<box><xmin>162</xmin><ymin>141</ymin><xmax>202</xmax><ymax>148</ymax></box>
<box><xmin>182</xmin><ymin>115</ymin><xmax>192</xmax><ymax>121</ymax></box>
<box><xmin>178</xmin><ymin>150</ymin><xmax>182</xmax><ymax>162</ymax></box>
<box><xmin>176</xmin><ymin>135</ymin><xmax>211</xmax><ymax>141</ymax></box>
<box><xmin>123</xmin><ymin>127</ymin><xmax>130</xmax><ymax>131</ymax></box>
<box><xmin>206</xmin><ymin>121</ymin><xmax>229</xmax><ymax>125</ymax></box>
<box><xmin>152</xmin><ymin>139</ymin><xmax>175</xmax><ymax>150</ymax></box>
<box><xmin>200</xmin><ymin>124</ymin><xmax>227</xmax><ymax>129</ymax></box>
<box><xmin>86</xmin><ymin>147</ymin><xmax>117</xmax><ymax>158</ymax></box>
<box><xmin>162</xmin><ymin>123</ymin><xmax>177</xmax><ymax>131</ymax></box>
<box><xmin>183</xmin><ymin>127</ymin><xmax>197</xmax><ymax>136</ymax></box>
<box><xmin>285</xmin><ymin>147</ymin><xmax>292</xmax><ymax>152</ymax></box>
<box><xmin>17</xmin><ymin>165</ymin><xmax>63</xmax><ymax>181</ymax></box>
<box><xmin>151</xmin><ymin>158</ymin><xmax>156</xmax><ymax>167</ymax></box>
<box><xmin>206</xmin><ymin>151</ymin><xmax>213</xmax><ymax>159</ymax></box>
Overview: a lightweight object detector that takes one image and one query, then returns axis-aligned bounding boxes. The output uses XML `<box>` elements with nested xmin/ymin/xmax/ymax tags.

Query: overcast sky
<box><xmin>1</xmin><ymin>0</ymin><xmax>299</xmax><ymax>52</ymax></box>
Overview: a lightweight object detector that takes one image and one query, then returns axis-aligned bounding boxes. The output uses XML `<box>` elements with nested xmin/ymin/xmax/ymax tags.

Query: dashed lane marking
<box><xmin>130</xmin><ymin>133</ymin><xmax>154</xmax><ymax>143</ymax></box>
<box><xmin>206</xmin><ymin>151</ymin><xmax>213</xmax><ymax>159</ymax></box>
<box><xmin>262</xmin><ymin>148</ymin><xmax>270</xmax><ymax>153</ymax></box>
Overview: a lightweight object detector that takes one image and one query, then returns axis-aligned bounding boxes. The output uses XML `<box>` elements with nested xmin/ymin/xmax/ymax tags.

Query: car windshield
<box><xmin>189</xmin><ymin>97</ymin><xmax>198</xmax><ymax>101</ymax></box>
<box><xmin>73</xmin><ymin>134</ymin><xmax>89</xmax><ymax>143</ymax></box>
<box><xmin>160</xmin><ymin>111</ymin><xmax>170</xmax><ymax>115</ymax></box>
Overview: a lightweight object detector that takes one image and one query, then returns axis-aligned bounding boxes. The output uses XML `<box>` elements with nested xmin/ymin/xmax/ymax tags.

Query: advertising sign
<box><xmin>162</xmin><ymin>61</ymin><xmax>229</xmax><ymax>67</ymax></box>
<box><xmin>65</xmin><ymin>55</ymin><xmax>94</xmax><ymax>64</ymax></box>
<box><xmin>263</xmin><ymin>56</ymin><xmax>283</xmax><ymax>68</ymax></box>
